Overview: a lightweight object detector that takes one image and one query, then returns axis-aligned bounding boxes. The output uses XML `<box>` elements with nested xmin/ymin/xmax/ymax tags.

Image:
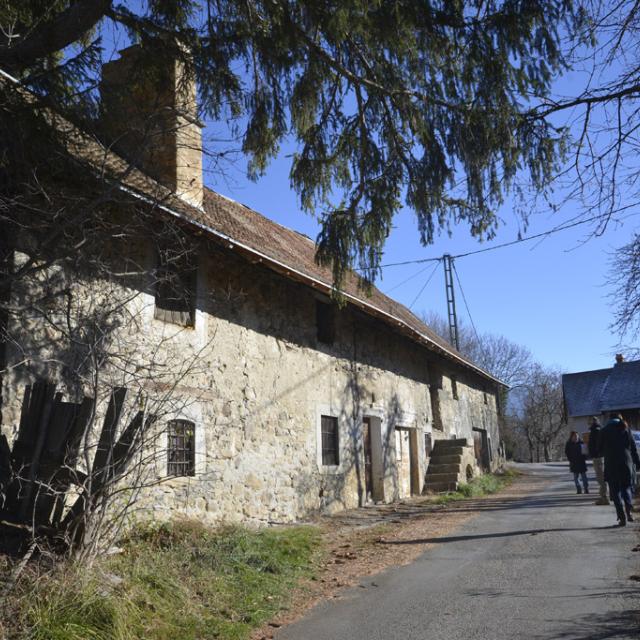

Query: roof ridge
<box><xmin>564</xmin><ymin>367</ymin><xmax>612</xmax><ymax>377</ymax></box>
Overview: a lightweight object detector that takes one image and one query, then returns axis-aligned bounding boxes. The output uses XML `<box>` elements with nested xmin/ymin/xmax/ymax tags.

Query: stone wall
<box><xmin>1</xmin><ymin>232</ymin><xmax>503</xmax><ymax>526</ymax></box>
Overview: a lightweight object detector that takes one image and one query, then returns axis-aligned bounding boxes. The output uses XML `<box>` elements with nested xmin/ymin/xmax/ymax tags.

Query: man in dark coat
<box><xmin>565</xmin><ymin>431</ymin><xmax>588</xmax><ymax>494</ymax></box>
<box><xmin>588</xmin><ymin>417</ymin><xmax>609</xmax><ymax>505</ymax></box>
<box><xmin>600</xmin><ymin>413</ymin><xmax>640</xmax><ymax>526</ymax></box>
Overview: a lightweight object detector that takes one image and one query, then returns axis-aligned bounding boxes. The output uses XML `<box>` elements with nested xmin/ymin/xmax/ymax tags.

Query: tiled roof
<box><xmin>201</xmin><ymin>191</ymin><xmax>468</xmax><ymax>360</ymax></box>
<box><xmin>600</xmin><ymin>361</ymin><xmax>640</xmax><ymax>411</ymax></box>
<box><xmin>562</xmin><ymin>361</ymin><xmax>640</xmax><ymax>416</ymax></box>
<box><xmin>562</xmin><ymin>369</ymin><xmax>610</xmax><ymax>417</ymax></box>
<box><xmin>2</xmin><ymin>69</ymin><xmax>503</xmax><ymax>386</ymax></box>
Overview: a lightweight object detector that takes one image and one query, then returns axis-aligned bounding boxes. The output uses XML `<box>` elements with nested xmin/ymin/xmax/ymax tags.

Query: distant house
<box><xmin>562</xmin><ymin>355</ymin><xmax>640</xmax><ymax>431</ymax></box>
<box><xmin>0</xmin><ymin>45</ymin><xmax>505</xmax><ymax>528</ymax></box>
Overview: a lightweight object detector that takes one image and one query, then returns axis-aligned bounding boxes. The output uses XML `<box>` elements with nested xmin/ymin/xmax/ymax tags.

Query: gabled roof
<box><xmin>562</xmin><ymin>369</ymin><xmax>610</xmax><ymax>417</ymax></box>
<box><xmin>1</xmin><ymin>68</ymin><xmax>505</xmax><ymax>387</ymax></box>
<box><xmin>562</xmin><ymin>361</ymin><xmax>640</xmax><ymax>416</ymax></box>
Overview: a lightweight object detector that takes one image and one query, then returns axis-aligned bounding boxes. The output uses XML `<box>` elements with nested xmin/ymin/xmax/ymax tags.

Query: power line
<box><xmin>408</xmin><ymin>261</ymin><xmax>441</xmax><ymax>310</ymax></box>
<box><xmin>378</xmin><ymin>211</ymin><xmax>626</xmax><ymax>269</ymax></box>
<box><xmin>385</xmin><ymin>258</ymin><xmax>442</xmax><ymax>294</ymax></box>
<box><xmin>452</xmin><ymin>261</ymin><xmax>489</xmax><ymax>364</ymax></box>
<box><xmin>379</xmin><ymin>255</ymin><xmax>441</xmax><ymax>268</ymax></box>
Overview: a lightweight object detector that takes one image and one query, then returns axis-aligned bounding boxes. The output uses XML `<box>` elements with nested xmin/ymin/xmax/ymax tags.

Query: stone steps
<box><xmin>433</xmin><ymin>438</ymin><xmax>469</xmax><ymax>449</ymax></box>
<box><xmin>426</xmin><ymin>462</ymin><xmax>459</xmax><ymax>474</ymax></box>
<box><xmin>431</xmin><ymin>445</ymin><xmax>464</xmax><ymax>457</ymax></box>
<box><xmin>423</xmin><ymin>479</ymin><xmax>458</xmax><ymax>493</ymax></box>
<box><xmin>424</xmin><ymin>471</ymin><xmax>459</xmax><ymax>484</ymax></box>
<box><xmin>430</xmin><ymin>454</ymin><xmax>462</xmax><ymax>465</ymax></box>
<box><xmin>423</xmin><ymin>438</ymin><xmax>475</xmax><ymax>494</ymax></box>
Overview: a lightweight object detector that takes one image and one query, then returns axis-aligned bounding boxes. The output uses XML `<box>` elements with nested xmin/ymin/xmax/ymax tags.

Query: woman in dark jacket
<box><xmin>600</xmin><ymin>414</ymin><xmax>640</xmax><ymax>526</ymax></box>
<box><xmin>565</xmin><ymin>431</ymin><xmax>588</xmax><ymax>494</ymax></box>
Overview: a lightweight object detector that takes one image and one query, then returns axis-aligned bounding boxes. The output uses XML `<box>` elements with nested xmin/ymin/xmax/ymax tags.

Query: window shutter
<box><xmin>155</xmin><ymin>248</ymin><xmax>196</xmax><ymax>327</ymax></box>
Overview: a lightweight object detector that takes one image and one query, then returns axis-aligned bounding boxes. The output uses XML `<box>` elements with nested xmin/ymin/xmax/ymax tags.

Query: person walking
<box><xmin>588</xmin><ymin>417</ymin><xmax>609</xmax><ymax>505</ymax></box>
<box><xmin>565</xmin><ymin>431</ymin><xmax>589</xmax><ymax>494</ymax></box>
<box><xmin>600</xmin><ymin>413</ymin><xmax>640</xmax><ymax>526</ymax></box>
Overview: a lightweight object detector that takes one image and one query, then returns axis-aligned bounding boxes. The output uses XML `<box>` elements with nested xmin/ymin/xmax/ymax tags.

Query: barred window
<box><xmin>154</xmin><ymin>248</ymin><xmax>196</xmax><ymax>327</ymax></box>
<box><xmin>321</xmin><ymin>415</ymin><xmax>339</xmax><ymax>466</ymax></box>
<box><xmin>167</xmin><ymin>419</ymin><xmax>195</xmax><ymax>477</ymax></box>
<box><xmin>451</xmin><ymin>377</ymin><xmax>459</xmax><ymax>400</ymax></box>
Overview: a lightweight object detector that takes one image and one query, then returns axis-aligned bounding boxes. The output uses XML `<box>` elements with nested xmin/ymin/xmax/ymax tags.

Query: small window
<box><xmin>321</xmin><ymin>415</ymin><xmax>339</xmax><ymax>466</ymax></box>
<box><xmin>316</xmin><ymin>301</ymin><xmax>336</xmax><ymax>345</ymax></box>
<box><xmin>155</xmin><ymin>247</ymin><xmax>197</xmax><ymax>326</ymax></box>
<box><xmin>451</xmin><ymin>377</ymin><xmax>459</xmax><ymax>400</ymax></box>
<box><xmin>483</xmin><ymin>391</ymin><xmax>488</xmax><ymax>405</ymax></box>
<box><xmin>167</xmin><ymin>419</ymin><xmax>195</xmax><ymax>477</ymax></box>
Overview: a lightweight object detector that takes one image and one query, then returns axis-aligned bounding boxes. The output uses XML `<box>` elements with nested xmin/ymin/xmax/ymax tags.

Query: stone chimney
<box><xmin>100</xmin><ymin>44</ymin><xmax>204</xmax><ymax>209</ymax></box>
<box><xmin>615</xmin><ymin>353</ymin><xmax>625</xmax><ymax>364</ymax></box>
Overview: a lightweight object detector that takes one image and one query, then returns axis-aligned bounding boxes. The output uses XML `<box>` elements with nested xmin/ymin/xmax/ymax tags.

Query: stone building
<box><xmin>0</xmin><ymin>47</ymin><xmax>505</xmax><ymax>527</ymax></box>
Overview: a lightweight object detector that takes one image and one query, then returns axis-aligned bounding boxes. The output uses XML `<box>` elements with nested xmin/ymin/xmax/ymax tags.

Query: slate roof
<box><xmin>562</xmin><ymin>369</ymin><xmax>611</xmax><ymax>417</ymax></box>
<box><xmin>562</xmin><ymin>361</ymin><xmax>640</xmax><ymax>416</ymax></box>
<box><xmin>600</xmin><ymin>361</ymin><xmax>640</xmax><ymax>411</ymax></box>
<box><xmin>1</xmin><ymin>69</ymin><xmax>505</xmax><ymax>386</ymax></box>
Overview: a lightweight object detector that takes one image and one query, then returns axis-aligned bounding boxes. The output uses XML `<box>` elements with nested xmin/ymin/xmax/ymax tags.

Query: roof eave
<box><xmin>600</xmin><ymin>402</ymin><xmax>640</xmax><ymax>412</ymax></box>
<box><xmin>118</xmin><ymin>184</ymin><xmax>507</xmax><ymax>388</ymax></box>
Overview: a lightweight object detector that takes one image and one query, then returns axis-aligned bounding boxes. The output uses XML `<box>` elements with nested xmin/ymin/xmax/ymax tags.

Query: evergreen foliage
<box><xmin>0</xmin><ymin>1</ymin><xmax>586</xmax><ymax>287</ymax></box>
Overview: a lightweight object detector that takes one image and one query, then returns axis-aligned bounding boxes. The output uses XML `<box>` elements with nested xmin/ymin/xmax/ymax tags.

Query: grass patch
<box><xmin>434</xmin><ymin>467</ymin><xmax>519</xmax><ymax>505</ymax></box>
<box><xmin>4</xmin><ymin>520</ymin><xmax>322</xmax><ymax>640</ymax></box>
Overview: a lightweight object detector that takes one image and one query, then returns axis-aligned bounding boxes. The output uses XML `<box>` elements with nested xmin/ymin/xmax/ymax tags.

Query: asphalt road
<box><xmin>277</xmin><ymin>463</ymin><xmax>640</xmax><ymax>640</ymax></box>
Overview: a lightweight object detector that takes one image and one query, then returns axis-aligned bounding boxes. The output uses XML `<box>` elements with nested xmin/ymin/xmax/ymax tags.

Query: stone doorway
<box><xmin>472</xmin><ymin>428</ymin><xmax>490</xmax><ymax>472</ymax></box>
<box><xmin>395</xmin><ymin>426</ymin><xmax>420</xmax><ymax>498</ymax></box>
<box><xmin>363</xmin><ymin>416</ymin><xmax>384</xmax><ymax>502</ymax></box>
<box><xmin>362</xmin><ymin>417</ymin><xmax>374</xmax><ymax>501</ymax></box>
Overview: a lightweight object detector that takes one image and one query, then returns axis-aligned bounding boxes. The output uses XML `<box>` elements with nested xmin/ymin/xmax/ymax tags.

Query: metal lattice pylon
<box><xmin>443</xmin><ymin>254</ymin><xmax>459</xmax><ymax>350</ymax></box>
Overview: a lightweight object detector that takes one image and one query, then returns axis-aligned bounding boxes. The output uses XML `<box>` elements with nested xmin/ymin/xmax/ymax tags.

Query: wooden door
<box><xmin>473</xmin><ymin>430</ymin><xmax>483</xmax><ymax>466</ymax></box>
<box><xmin>363</xmin><ymin>417</ymin><xmax>373</xmax><ymax>500</ymax></box>
<box><xmin>473</xmin><ymin>428</ymin><xmax>490</xmax><ymax>471</ymax></box>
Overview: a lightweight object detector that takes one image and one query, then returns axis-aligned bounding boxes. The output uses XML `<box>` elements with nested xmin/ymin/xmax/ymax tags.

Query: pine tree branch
<box><xmin>530</xmin><ymin>81</ymin><xmax>640</xmax><ymax>119</ymax></box>
<box><xmin>284</xmin><ymin>14</ymin><xmax>465</xmax><ymax>112</ymax></box>
<box><xmin>0</xmin><ymin>0</ymin><xmax>113</xmax><ymax>71</ymax></box>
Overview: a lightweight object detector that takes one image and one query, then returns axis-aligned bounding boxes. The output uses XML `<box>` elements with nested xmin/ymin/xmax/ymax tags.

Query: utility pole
<box><xmin>443</xmin><ymin>254</ymin><xmax>459</xmax><ymax>350</ymax></box>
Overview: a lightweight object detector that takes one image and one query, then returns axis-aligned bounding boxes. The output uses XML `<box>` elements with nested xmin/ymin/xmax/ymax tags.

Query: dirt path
<box><xmin>253</xmin><ymin>470</ymin><xmax>550</xmax><ymax>640</ymax></box>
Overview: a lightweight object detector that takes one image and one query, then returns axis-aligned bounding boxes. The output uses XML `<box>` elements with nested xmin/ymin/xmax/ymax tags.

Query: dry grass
<box><xmin>1</xmin><ymin>521</ymin><xmax>321</xmax><ymax>640</ymax></box>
